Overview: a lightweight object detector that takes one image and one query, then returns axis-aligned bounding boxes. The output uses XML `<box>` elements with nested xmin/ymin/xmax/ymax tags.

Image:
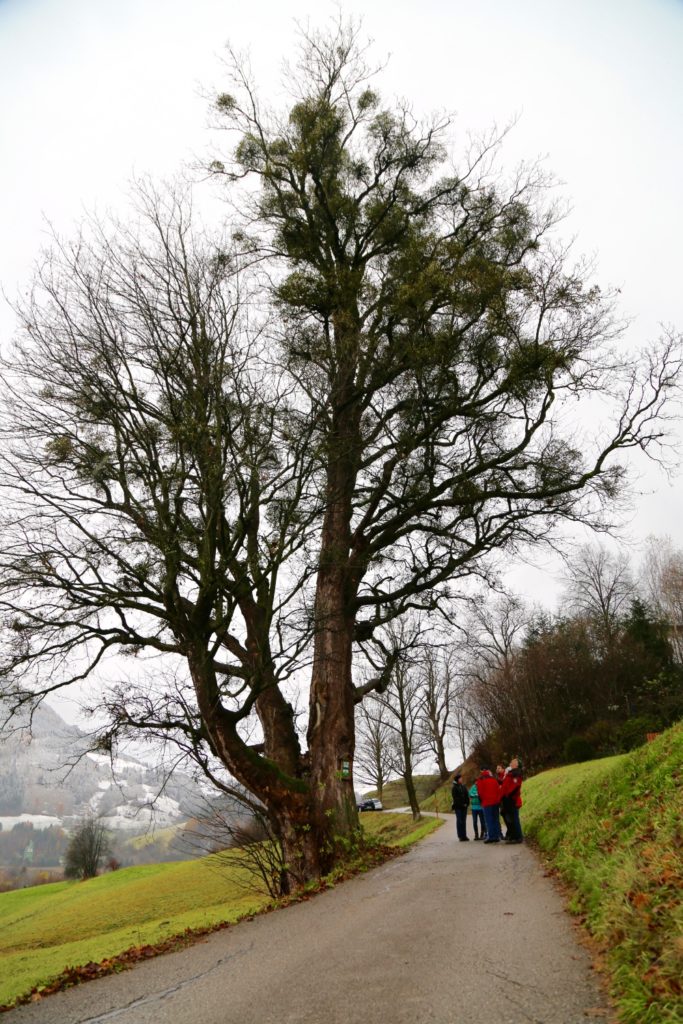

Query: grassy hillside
<box><xmin>0</xmin><ymin>811</ymin><xmax>441</xmax><ymax>1010</ymax></box>
<box><xmin>125</xmin><ymin>824</ymin><xmax>180</xmax><ymax>850</ymax></box>
<box><xmin>420</xmin><ymin>778</ymin><xmax>456</xmax><ymax>813</ymax></box>
<box><xmin>522</xmin><ymin>724</ymin><xmax>683</xmax><ymax>1024</ymax></box>
<box><xmin>362</xmin><ymin>774</ymin><xmax>445</xmax><ymax>808</ymax></box>
<box><xmin>0</xmin><ymin>854</ymin><xmax>264</xmax><ymax>1009</ymax></box>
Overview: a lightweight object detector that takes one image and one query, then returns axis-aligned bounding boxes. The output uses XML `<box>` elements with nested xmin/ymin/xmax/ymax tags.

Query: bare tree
<box><xmin>464</xmin><ymin>594</ymin><xmax>529</xmax><ymax>686</ymax></box>
<box><xmin>1</xmin><ymin>23</ymin><xmax>681</xmax><ymax>890</ymax></box>
<box><xmin>180</xmin><ymin>800</ymin><xmax>288</xmax><ymax>900</ymax></box>
<box><xmin>354</xmin><ymin>698</ymin><xmax>393</xmax><ymax>801</ymax></box>
<box><xmin>450</xmin><ymin>682</ymin><xmax>476</xmax><ymax>766</ymax></box>
<box><xmin>0</xmin><ymin>187</ymin><xmax>321</xmax><ymax>891</ymax></box>
<box><xmin>641</xmin><ymin>536</ymin><xmax>683</xmax><ymax>662</ymax></box>
<box><xmin>562</xmin><ymin>543</ymin><xmax>634</xmax><ymax>649</ymax></box>
<box><xmin>420</xmin><ymin>648</ymin><xmax>456</xmax><ymax>780</ymax></box>
<box><xmin>462</xmin><ymin>594</ymin><xmax>537</xmax><ymax>757</ymax></box>
<box><xmin>64</xmin><ymin>816</ymin><xmax>111</xmax><ymax>880</ymax></box>
<box><xmin>372</xmin><ymin>637</ymin><xmax>432</xmax><ymax>820</ymax></box>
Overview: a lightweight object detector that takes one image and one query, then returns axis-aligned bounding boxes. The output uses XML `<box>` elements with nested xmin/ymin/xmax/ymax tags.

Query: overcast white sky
<box><xmin>1</xmin><ymin>0</ymin><xmax>682</xmax><ymax>608</ymax></box>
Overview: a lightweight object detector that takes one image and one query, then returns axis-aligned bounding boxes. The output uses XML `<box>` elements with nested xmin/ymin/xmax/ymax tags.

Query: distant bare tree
<box><xmin>464</xmin><ymin>594</ymin><xmax>528</xmax><ymax>686</ymax></box>
<box><xmin>462</xmin><ymin>594</ymin><xmax>536</xmax><ymax>757</ymax></box>
<box><xmin>420</xmin><ymin>648</ymin><xmax>456</xmax><ymax>780</ymax></box>
<box><xmin>641</xmin><ymin>536</ymin><xmax>683</xmax><ymax>662</ymax></box>
<box><xmin>374</xmin><ymin>645</ymin><xmax>431</xmax><ymax>820</ymax></box>
<box><xmin>450</xmin><ymin>682</ymin><xmax>476</xmax><ymax>765</ymax></box>
<box><xmin>354</xmin><ymin>698</ymin><xmax>393</xmax><ymax>801</ymax></box>
<box><xmin>64</xmin><ymin>816</ymin><xmax>111</xmax><ymax>880</ymax></box>
<box><xmin>562</xmin><ymin>544</ymin><xmax>634</xmax><ymax>649</ymax></box>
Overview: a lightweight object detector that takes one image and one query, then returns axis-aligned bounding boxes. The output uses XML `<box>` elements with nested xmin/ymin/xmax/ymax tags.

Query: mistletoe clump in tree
<box><xmin>0</xmin><ymin>23</ymin><xmax>680</xmax><ymax>892</ymax></box>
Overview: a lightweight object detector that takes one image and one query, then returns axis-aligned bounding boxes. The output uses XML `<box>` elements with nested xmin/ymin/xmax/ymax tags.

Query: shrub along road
<box><xmin>8</xmin><ymin>816</ymin><xmax>610</xmax><ymax>1024</ymax></box>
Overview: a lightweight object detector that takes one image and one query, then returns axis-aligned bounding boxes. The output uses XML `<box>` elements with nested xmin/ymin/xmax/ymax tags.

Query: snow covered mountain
<box><xmin>0</xmin><ymin>704</ymin><xmax>204</xmax><ymax>834</ymax></box>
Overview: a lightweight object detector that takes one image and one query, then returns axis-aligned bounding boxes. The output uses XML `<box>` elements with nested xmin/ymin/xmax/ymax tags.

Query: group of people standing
<box><xmin>450</xmin><ymin>760</ymin><xmax>523</xmax><ymax>844</ymax></box>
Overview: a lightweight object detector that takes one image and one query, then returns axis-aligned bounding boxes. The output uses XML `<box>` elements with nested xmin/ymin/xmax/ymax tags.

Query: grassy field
<box><xmin>0</xmin><ymin>854</ymin><xmax>266</xmax><ymax>1009</ymax></box>
<box><xmin>0</xmin><ymin>811</ymin><xmax>441</xmax><ymax>1010</ymax></box>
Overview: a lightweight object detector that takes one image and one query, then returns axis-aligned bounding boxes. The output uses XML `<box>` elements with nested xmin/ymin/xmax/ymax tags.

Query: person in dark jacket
<box><xmin>451</xmin><ymin>773</ymin><xmax>470</xmax><ymax>841</ymax></box>
<box><xmin>476</xmin><ymin>767</ymin><xmax>502</xmax><ymax>843</ymax></box>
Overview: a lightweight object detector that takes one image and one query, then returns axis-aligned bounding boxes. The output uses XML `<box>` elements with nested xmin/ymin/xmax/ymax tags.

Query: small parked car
<box><xmin>357</xmin><ymin>798</ymin><xmax>383</xmax><ymax>812</ymax></box>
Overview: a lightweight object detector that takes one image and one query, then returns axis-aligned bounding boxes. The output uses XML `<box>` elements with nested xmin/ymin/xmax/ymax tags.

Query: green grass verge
<box><xmin>361</xmin><ymin>809</ymin><xmax>442</xmax><ymax>849</ymax></box>
<box><xmin>522</xmin><ymin>723</ymin><xmax>683</xmax><ymax>1024</ymax></box>
<box><xmin>0</xmin><ymin>812</ymin><xmax>438</xmax><ymax>1009</ymax></box>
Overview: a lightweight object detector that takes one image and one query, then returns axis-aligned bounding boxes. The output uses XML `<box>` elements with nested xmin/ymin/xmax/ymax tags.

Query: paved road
<box><xmin>10</xmin><ymin>816</ymin><xmax>611</xmax><ymax>1024</ymax></box>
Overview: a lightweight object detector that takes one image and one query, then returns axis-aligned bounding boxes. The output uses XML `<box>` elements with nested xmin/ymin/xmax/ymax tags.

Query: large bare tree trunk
<box><xmin>306</xmin><ymin>369</ymin><xmax>362</xmax><ymax>868</ymax></box>
<box><xmin>188</xmin><ymin>650</ymin><xmax>322</xmax><ymax>890</ymax></box>
<box><xmin>307</xmin><ymin>540</ymin><xmax>359</xmax><ymax>869</ymax></box>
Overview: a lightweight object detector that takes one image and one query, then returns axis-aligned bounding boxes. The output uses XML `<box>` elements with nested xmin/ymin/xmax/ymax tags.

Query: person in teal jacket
<box><xmin>468</xmin><ymin>781</ymin><xmax>486</xmax><ymax>840</ymax></box>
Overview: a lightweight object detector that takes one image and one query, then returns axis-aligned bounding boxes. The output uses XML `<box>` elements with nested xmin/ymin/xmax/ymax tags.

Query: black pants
<box><xmin>454</xmin><ymin>806</ymin><xmax>468</xmax><ymax>840</ymax></box>
<box><xmin>500</xmin><ymin>796</ymin><xmax>514</xmax><ymax>838</ymax></box>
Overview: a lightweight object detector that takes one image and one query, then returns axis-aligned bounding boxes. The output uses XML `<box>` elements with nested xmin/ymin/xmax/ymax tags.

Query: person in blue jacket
<box><xmin>468</xmin><ymin>779</ymin><xmax>486</xmax><ymax>840</ymax></box>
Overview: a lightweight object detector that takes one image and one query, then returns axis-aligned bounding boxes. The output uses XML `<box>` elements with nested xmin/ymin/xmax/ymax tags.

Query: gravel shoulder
<box><xmin>9</xmin><ymin>815</ymin><xmax>611</xmax><ymax>1024</ymax></box>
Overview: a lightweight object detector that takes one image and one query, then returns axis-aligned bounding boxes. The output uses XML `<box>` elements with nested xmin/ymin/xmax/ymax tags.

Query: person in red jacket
<box><xmin>500</xmin><ymin>759</ymin><xmax>523</xmax><ymax>843</ymax></box>
<box><xmin>475</xmin><ymin>767</ymin><xmax>502</xmax><ymax>843</ymax></box>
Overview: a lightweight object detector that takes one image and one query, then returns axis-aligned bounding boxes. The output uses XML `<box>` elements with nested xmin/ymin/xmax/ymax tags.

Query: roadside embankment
<box><xmin>523</xmin><ymin>724</ymin><xmax>683</xmax><ymax>1024</ymax></box>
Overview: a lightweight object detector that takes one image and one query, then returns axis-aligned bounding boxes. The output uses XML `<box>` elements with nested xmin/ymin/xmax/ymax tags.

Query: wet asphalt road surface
<box><xmin>8</xmin><ymin>815</ymin><xmax>611</xmax><ymax>1024</ymax></box>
